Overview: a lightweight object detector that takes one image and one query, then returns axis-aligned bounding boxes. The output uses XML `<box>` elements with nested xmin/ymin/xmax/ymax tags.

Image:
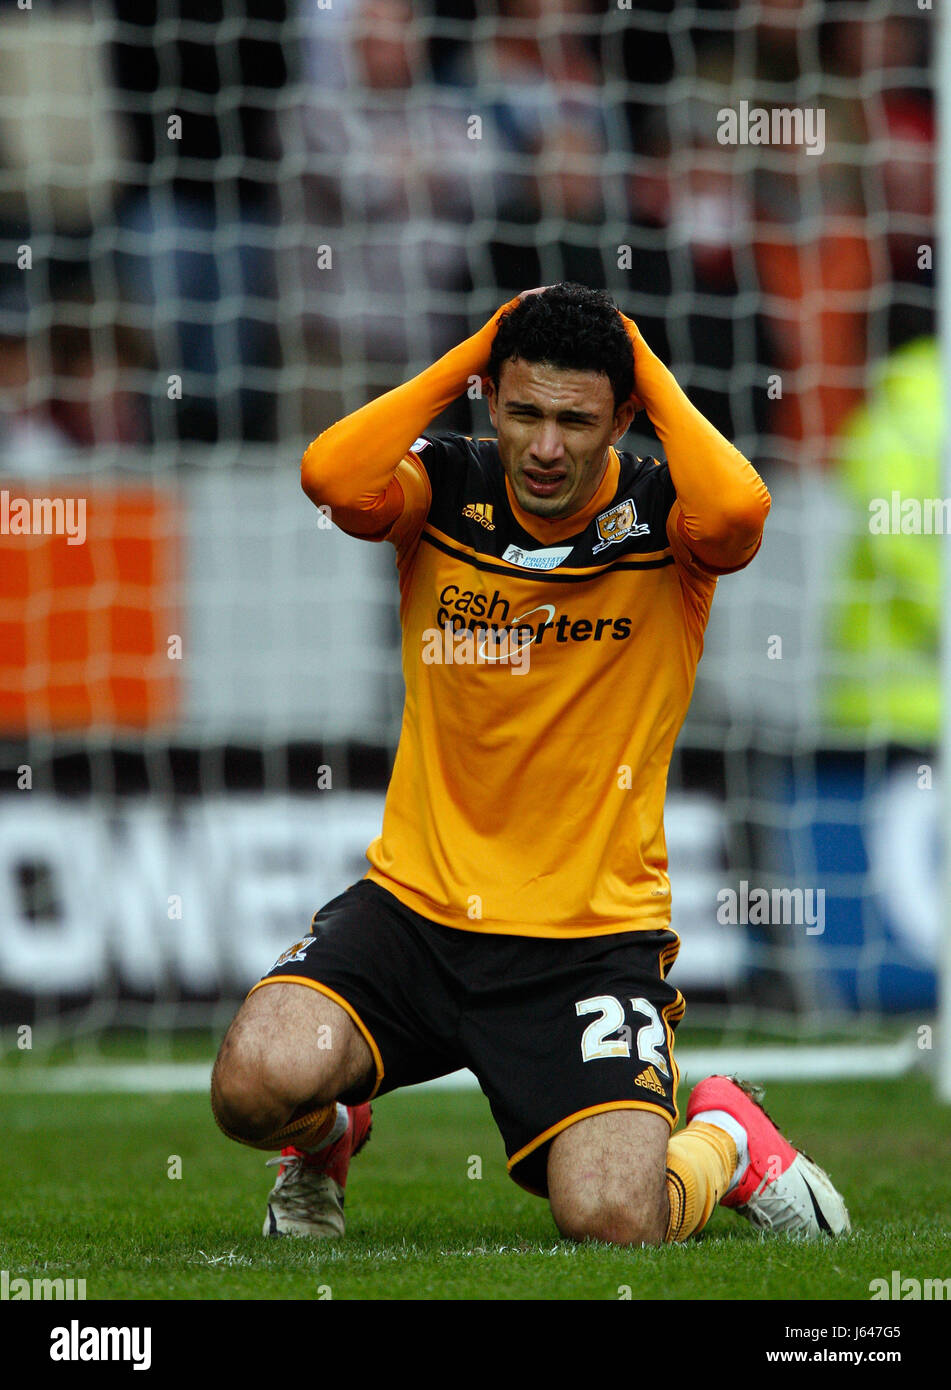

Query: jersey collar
<box><xmin>503</xmin><ymin>448</ymin><xmax>620</xmax><ymax>545</ymax></box>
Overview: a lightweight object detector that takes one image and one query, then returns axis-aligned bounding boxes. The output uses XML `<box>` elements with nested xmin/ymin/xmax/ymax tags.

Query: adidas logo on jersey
<box><xmin>462</xmin><ymin>502</ymin><xmax>495</xmax><ymax>530</ymax></box>
<box><xmin>633</xmin><ymin>1065</ymin><xmax>666</xmax><ymax>1096</ymax></box>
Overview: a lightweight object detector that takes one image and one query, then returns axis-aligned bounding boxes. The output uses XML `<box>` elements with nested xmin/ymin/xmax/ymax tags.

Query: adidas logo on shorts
<box><xmin>634</xmin><ymin>1065</ymin><xmax>666</xmax><ymax>1096</ymax></box>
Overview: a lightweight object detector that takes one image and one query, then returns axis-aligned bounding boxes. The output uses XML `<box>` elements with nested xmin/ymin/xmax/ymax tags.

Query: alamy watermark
<box><xmin>0</xmin><ymin>490</ymin><xmax>86</xmax><ymax>545</ymax></box>
<box><xmin>421</xmin><ymin>623</ymin><xmax>531</xmax><ymax>675</ymax></box>
<box><xmin>50</xmin><ymin>1321</ymin><xmax>151</xmax><ymax>1370</ymax></box>
<box><xmin>2</xmin><ymin>1269</ymin><xmax>86</xmax><ymax>1300</ymax></box>
<box><xmin>869</xmin><ymin>1270</ymin><xmax>951</xmax><ymax>1300</ymax></box>
<box><xmin>717</xmin><ymin>101</ymin><xmax>825</xmax><ymax>157</ymax></box>
<box><xmin>716</xmin><ymin>881</ymin><xmax>825</xmax><ymax>934</ymax></box>
<box><xmin>868</xmin><ymin>492</ymin><xmax>951</xmax><ymax>535</ymax></box>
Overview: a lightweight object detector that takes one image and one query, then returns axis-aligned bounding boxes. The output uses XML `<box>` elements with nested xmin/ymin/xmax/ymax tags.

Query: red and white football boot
<box><xmin>686</xmin><ymin>1075</ymin><xmax>850</xmax><ymax>1237</ymax></box>
<box><xmin>263</xmin><ymin>1102</ymin><xmax>372</xmax><ymax>1239</ymax></box>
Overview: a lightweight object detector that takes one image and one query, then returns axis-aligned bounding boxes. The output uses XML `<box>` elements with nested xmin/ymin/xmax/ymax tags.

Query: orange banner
<box><xmin>0</xmin><ymin>481</ymin><xmax>181</xmax><ymax>731</ymax></box>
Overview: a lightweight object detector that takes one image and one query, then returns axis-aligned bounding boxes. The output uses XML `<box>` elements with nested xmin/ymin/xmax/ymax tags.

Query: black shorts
<box><xmin>251</xmin><ymin>879</ymin><xmax>685</xmax><ymax>1197</ymax></box>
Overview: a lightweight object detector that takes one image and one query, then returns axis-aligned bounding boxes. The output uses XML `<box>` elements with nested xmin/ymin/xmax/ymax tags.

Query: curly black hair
<box><xmin>487</xmin><ymin>283</ymin><xmax>634</xmax><ymax>407</ymax></box>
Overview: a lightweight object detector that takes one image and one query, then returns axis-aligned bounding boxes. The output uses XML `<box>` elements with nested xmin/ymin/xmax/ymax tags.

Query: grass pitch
<box><xmin>1</xmin><ymin>1076</ymin><xmax>949</xmax><ymax>1302</ymax></box>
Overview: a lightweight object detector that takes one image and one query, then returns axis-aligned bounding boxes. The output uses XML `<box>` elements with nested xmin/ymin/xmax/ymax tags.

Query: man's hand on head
<box><xmin>489</xmin><ymin>287</ymin><xmax>646</xmax><ymax>420</ymax></box>
<box><xmin>618</xmin><ymin>310</ymin><xmax>646</xmax><ymax>415</ymax></box>
<box><xmin>481</xmin><ymin>289</ymin><xmax>549</xmax><ymax>391</ymax></box>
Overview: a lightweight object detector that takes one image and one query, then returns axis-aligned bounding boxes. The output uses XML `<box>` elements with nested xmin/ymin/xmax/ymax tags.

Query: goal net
<box><xmin>0</xmin><ymin>0</ymin><xmax>940</xmax><ymax>1088</ymax></box>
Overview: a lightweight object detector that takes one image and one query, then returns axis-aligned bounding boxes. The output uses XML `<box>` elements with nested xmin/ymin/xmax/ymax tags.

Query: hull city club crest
<box><xmin>269</xmin><ymin>937</ymin><xmax>316</xmax><ymax>971</ymax></box>
<box><xmin>592</xmin><ymin>497</ymin><xmax>650</xmax><ymax>554</ymax></box>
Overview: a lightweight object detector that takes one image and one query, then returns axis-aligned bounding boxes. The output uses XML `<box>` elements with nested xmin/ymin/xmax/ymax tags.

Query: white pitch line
<box><xmin>0</xmin><ymin>1043</ymin><xmax>920</xmax><ymax>1095</ymax></box>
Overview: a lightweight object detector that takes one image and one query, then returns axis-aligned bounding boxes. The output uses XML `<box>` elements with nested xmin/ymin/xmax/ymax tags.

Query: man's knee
<box><xmin>546</xmin><ymin>1109</ymin><xmax>671</xmax><ymax>1247</ymax></box>
<box><xmin>211</xmin><ymin>1027</ymin><xmax>324</xmax><ymax>1143</ymax></box>
<box><xmin>550</xmin><ymin>1188</ymin><xmax>667</xmax><ymax>1247</ymax></box>
<box><xmin>211</xmin><ymin>983</ymin><xmax>371</xmax><ymax>1143</ymax></box>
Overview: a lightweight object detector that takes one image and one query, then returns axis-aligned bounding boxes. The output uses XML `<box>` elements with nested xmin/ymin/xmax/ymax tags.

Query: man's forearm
<box><xmin>621</xmin><ymin>314</ymin><xmax>771</xmax><ymax>571</ymax></box>
<box><xmin>301</xmin><ymin>297</ymin><xmax>520</xmax><ymax>517</ymax></box>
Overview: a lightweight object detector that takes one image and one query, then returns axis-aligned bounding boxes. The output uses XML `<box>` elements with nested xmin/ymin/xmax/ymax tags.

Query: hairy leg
<box><xmin>211</xmin><ymin>982</ymin><xmax>374</xmax><ymax>1144</ymax></box>
<box><xmin>547</xmin><ymin>1109</ymin><xmax>671</xmax><ymax>1247</ymax></box>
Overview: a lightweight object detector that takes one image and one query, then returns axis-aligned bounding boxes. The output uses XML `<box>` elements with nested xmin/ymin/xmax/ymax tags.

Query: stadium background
<box><xmin>0</xmin><ymin>0</ymin><xmax>940</xmax><ymax>1078</ymax></box>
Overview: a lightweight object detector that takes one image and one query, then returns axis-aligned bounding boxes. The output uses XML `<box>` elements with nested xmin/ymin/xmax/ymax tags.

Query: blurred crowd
<box><xmin>0</xmin><ymin>0</ymin><xmax>934</xmax><ymax>469</ymax></box>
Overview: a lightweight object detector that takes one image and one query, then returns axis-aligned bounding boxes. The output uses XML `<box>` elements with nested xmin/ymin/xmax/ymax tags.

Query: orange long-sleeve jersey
<box><xmin>301</xmin><ymin>302</ymin><xmax>770</xmax><ymax>937</ymax></box>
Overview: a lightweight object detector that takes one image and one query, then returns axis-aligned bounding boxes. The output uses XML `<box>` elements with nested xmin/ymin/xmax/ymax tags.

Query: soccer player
<box><xmin>211</xmin><ymin>284</ymin><xmax>849</xmax><ymax>1245</ymax></box>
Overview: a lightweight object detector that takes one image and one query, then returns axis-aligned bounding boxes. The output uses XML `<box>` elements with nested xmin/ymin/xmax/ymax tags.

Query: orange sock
<box><xmin>665</xmin><ymin>1122</ymin><xmax>738</xmax><ymax>1242</ymax></box>
<box><xmin>212</xmin><ymin>1096</ymin><xmax>339</xmax><ymax>1153</ymax></box>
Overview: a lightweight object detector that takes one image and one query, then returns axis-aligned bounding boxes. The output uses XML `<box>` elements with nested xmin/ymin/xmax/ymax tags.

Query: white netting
<box><xmin>0</xmin><ymin>0</ymin><xmax>937</xmax><ymax>1067</ymax></box>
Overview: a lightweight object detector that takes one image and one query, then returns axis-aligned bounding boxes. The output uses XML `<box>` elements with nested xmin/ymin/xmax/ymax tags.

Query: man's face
<box><xmin>486</xmin><ymin>358</ymin><xmax>634</xmax><ymax>520</ymax></box>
